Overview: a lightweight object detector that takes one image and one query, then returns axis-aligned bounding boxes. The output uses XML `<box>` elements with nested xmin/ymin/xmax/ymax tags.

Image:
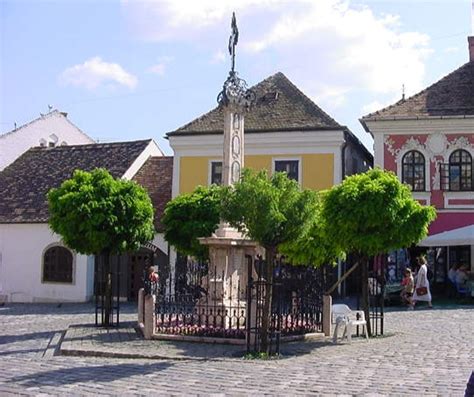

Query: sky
<box><xmin>1</xmin><ymin>0</ymin><xmax>473</xmax><ymax>155</ymax></box>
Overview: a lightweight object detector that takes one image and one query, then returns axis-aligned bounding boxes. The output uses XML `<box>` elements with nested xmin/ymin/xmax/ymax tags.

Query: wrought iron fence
<box><xmin>250</xmin><ymin>258</ymin><xmax>325</xmax><ymax>354</ymax></box>
<box><xmin>154</xmin><ymin>258</ymin><xmax>248</xmax><ymax>339</ymax></box>
<box><xmin>355</xmin><ymin>263</ymin><xmax>385</xmax><ymax>337</ymax></box>
<box><xmin>146</xmin><ymin>255</ymin><xmax>326</xmax><ymax>352</ymax></box>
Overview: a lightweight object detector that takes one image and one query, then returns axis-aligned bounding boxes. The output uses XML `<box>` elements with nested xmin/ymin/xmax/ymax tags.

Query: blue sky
<box><xmin>1</xmin><ymin>0</ymin><xmax>472</xmax><ymax>155</ymax></box>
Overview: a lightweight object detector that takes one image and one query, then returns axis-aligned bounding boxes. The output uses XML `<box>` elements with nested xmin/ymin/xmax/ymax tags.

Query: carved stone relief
<box><xmin>231</xmin><ymin>161</ymin><xmax>241</xmax><ymax>183</ymax></box>
<box><xmin>426</xmin><ymin>133</ymin><xmax>447</xmax><ymax>155</ymax></box>
<box><xmin>232</xmin><ymin>135</ymin><xmax>240</xmax><ymax>158</ymax></box>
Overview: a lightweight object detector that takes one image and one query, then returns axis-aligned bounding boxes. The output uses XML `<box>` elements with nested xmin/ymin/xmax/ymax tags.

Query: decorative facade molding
<box><xmin>432</xmin><ymin>159</ymin><xmax>441</xmax><ymax>190</ymax></box>
<box><xmin>384</xmin><ymin>136</ymin><xmax>397</xmax><ymax>156</ymax></box>
<box><xmin>447</xmin><ymin>136</ymin><xmax>473</xmax><ymax>152</ymax></box>
<box><xmin>426</xmin><ymin>133</ymin><xmax>447</xmax><ymax>156</ymax></box>
<box><xmin>385</xmin><ymin>133</ymin><xmax>474</xmax><ymax>192</ymax></box>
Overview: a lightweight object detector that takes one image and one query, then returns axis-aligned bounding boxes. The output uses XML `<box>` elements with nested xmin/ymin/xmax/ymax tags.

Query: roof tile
<box><xmin>362</xmin><ymin>61</ymin><xmax>474</xmax><ymax>120</ymax></box>
<box><xmin>0</xmin><ymin>140</ymin><xmax>152</xmax><ymax>223</ymax></box>
<box><xmin>168</xmin><ymin>72</ymin><xmax>341</xmax><ymax>136</ymax></box>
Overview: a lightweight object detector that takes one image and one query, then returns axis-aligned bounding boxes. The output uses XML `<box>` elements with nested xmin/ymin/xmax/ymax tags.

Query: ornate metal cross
<box><xmin>228</xmin><ymin>12</ymin><xmax>239</xmax><ymax>73</ymax></box>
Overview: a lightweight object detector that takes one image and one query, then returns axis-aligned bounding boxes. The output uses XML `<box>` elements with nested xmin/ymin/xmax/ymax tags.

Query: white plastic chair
<box><xmin>332</xmin><ymin>304</ymin><xmax>369</xmax><ymax>343</ymax></box>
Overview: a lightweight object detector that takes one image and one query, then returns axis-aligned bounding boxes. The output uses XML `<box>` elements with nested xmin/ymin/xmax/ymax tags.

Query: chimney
<box><xmin>469</xmin><ymin>36</ymin><xmax>474</xmax><ymax>62</ymax></box>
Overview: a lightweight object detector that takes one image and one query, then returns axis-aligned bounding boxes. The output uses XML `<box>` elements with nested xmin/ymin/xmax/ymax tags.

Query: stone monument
<box><xmin>199</xmin><ymin>12</ymin><xmax>257</xmax><ymax>306</ymax></box>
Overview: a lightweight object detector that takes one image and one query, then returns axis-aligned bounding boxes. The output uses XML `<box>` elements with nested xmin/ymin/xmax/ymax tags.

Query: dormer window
<box><xmin>48</xmin><ymin>133</ymin><xmax>58</xmax><ymax>147</ymax></box>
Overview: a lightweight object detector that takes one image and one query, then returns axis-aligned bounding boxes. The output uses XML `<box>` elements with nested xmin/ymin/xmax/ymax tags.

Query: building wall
<box><xmin>0</xmin><ymin>223</ymin><xmax>93</xmax><ymax>303</ymax></box>
<box><xmin>344</xmin><ymin>139</ymin><xmax>372</xmax><ymax>176</ymax></box>
<box><xmin>367</xmin><ymin>118</ymin><xmax>474</xmax><ymax>236</ymax></box>
<box><xmin>170</xmin><ymin>130</ymin><xmax>346</xmax><ymax>197</ymax></box>
<box><xmin>178</xmin><ymin>153</ymin><xmax>335</xmax><ymax>194</ymax></box>
<box><xmin>0</xmin><ymin>111</ymin><xmax>94</xmax><ymax>171</ymax></box>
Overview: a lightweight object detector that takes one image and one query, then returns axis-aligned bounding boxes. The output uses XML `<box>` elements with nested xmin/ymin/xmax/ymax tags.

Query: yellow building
<box><xmin>167</xmin><ymin>72</ymin><xmax>372</xmax><ymax>198</ymax></box>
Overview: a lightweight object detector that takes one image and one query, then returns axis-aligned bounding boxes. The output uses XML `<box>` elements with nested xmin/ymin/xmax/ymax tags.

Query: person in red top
<box><xmin>400</xmin><ymin>268</ymin><xmax>414</xmax><ymax>307</ymax></box>
<box><xmin>148</xmin><ymin>266</ymin><xmax>159</xmax><ymax>283</ymax></box>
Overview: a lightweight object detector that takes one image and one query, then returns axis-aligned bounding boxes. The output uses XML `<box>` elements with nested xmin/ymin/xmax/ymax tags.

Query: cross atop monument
<box><xmin>228</xmin><ymin>12</ymin><xmax>239</xmax><ymax>73</ymax></box>
<box><xmin>217</xmin><ymin>13</ymin><xmax>255</xmax><ymax>108</ymax></box>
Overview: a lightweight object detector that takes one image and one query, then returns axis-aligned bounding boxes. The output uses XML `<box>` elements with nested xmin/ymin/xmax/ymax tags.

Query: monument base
<box><xmin>199</xmin><ymin>235</ymin><xmax>257</xmax><ymax>306</ymax></box>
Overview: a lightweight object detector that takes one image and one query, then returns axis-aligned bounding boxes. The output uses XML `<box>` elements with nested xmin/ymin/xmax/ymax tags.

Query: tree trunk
<box><xmin>360</xmin><ymin>255</ymin><xmax>371</xmax><ymax>336</ymax></box>
<box><xmin>103</xmin><ymin>249</ymin><xmax>112</xmax><ymax>326</ymax></box>
<box><xmin>260</xmin><ymin>246</ymin><xmax>275</xmax><ymax>354</ymax></box>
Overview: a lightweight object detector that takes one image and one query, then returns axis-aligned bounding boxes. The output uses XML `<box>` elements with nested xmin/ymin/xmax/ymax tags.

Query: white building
<box><xmin>0</xmin><ymin>139</ymin><xmax>172</xmax><ymax>303</ymax></box>
<box><xmin>0</xmin><ymin>110</ymin><xmax>94</xmax><ymax>171</ymax></box>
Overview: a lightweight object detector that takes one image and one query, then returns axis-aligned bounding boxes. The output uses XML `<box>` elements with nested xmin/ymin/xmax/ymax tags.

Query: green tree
<box><xmin>48</xmin><ymin>168</ymin><xmax>155</xmax><ymax>325</ymax></box>
<box><xmin>221</xmin><ymin>169</ymin><xmax>317</xmax><ymax>353</ymax></box>
<box><xmin>279</xmin><ymin>192</ymin><xmax>345</xmax><ymax>267</ymax></box>
<box><xmin>162</xmin><ymin>185</ymin><xmax>222</xmax><ymax>260</ymax></box>
<box><xmin>322</xmin><ymin>168</ymin><xmax>436</xmax><ymax>334</ymax></box>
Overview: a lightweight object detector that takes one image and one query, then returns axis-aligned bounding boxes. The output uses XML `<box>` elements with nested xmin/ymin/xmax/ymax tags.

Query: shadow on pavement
<box><xmin>0</xmin><ymin>348</ymin><xmax>45</xmax><ymax>356</ymax></box>
<box><xmin>0</xmin><ymin>330</ymin><xmax>61</xmax><ymax>345</ymax></box>
<box><xmin>0</xmin><ymin>302</ymin><xmax>138</xmax><ymax>317</ymax></box>
<box><xmin>9</xmin><ymin>361</ymin><xmax>173</xmax><ymax>387</ymax></box>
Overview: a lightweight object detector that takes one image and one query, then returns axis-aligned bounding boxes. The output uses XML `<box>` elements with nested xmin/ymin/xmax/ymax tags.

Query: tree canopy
<box><xmin>162</xmin><ymin>185</ymin><xmax>222</xmax><ymax>259</ymax></box>
<box><xmin>221</xmin><ymin>169</ymin><xmax>317</xmax><ymax>250</ymax></box>
<box><xmin>221</xmin><ymin>168</ymin><xmax>319</xmax><ymax>353</ymax></box>
<box><xmin>279</xmin><ymin>192</ymin><xmax>345</xmax><ymax>266</ymax></box>
<box><xmin>322</xmin><ymin>168</ymin><xmax>437</xmax><ymax>256</ymax></box>
<box><xmin>48</xmin><ymin>168</ymin><xmax>155</xmax><ymax>255</ymax></box>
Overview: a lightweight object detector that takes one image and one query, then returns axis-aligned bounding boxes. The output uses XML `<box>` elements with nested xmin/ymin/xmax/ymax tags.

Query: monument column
<box><xmin>213</xmin><ymin>12</ymin><xmax>255</xmax><ymax>239</ymax></box>
<box><xmin>199</xmin><ymin>12</ymin><xmax>257</xmax><ymax>306</ymax></box>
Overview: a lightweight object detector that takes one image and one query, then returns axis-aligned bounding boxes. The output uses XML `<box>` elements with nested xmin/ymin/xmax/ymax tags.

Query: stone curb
<box><xmin>59</xmin><ymin>324</ymin><xmax>247</xmax><ymax>361</ymax></box>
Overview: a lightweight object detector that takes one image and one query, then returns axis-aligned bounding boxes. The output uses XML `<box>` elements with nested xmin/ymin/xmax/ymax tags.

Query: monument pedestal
<box><xmin>199</xmin><ymin>236</ymin><xmax>257</xmax><ymax>308</ymax></box>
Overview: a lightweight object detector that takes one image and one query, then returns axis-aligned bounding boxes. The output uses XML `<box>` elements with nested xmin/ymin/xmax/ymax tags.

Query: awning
<box><xmin>419</xmin><ymin>225</ymin><xmax>474</xmax><ymax>247</ymax></box>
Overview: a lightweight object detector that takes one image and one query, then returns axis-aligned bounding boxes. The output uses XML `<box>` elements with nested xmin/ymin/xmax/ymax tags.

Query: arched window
<box><xmin>449</xmin><ymin>149</ymin><xmax>472</xmax><ymax>191</ymax></box>
<box><xmin>43</xmin><ymin>246</ymin><xmax>73</xmax><ymax>283</ymax></box>
<box><xmin>402</xmin><ymin>150</ymin><xmax>425</xmax><ymax>191</ymax></box>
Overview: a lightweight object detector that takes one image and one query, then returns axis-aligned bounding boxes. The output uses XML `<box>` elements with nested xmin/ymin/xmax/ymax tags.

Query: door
<box><xmin>128</xmin><ymin>249</ymin><xmax>154</xmax><ymax>301</ymax></box>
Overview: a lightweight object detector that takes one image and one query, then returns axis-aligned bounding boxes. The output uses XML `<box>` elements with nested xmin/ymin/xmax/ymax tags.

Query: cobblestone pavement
<box><xmin>0</xmin><ymin>303</ymin><xmax>472</xmax><ymax>396</ymax></box>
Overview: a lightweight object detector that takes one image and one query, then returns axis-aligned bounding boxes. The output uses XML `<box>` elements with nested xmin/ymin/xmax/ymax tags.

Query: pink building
<box><xmin>361</xmin><ymin>37</ymin><xmax>474</xmax><ymax>287</ymax></box>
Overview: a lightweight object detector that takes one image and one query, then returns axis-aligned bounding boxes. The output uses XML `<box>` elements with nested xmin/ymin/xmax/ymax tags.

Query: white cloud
<box><xmin>148</xmin><ymin>63</ymin><xmax>166</xmax><ymax>75</ymax></box>
<box><xmin>147</xmin><ymin>56</ymin><xmax>174</xmax><ymax>76</ymax></box>
<box><xmin>444</xmin><ymin>46</ymin><xmax>459</xmax><ymax>54</ymax></box>
<box><xmin>310</xmin><ymin>84</ymin><xmax>350</xmax><ymax>109</ymax></box>
<box><xmin>122</xmin><ymin>0</ymin><xmax>431</xmax><ymax>105</ymax></box>
<box><xmin>122</xmin><ymin>0</ymin><xmax>264</xmax><ymax>41</ymax></box>
<box><xmin>362</xmin><ymin>100</ymin><xmax>388</xmax><ymax>115</ymax></box>
<box><xmin>59</xmin><ymin>57</ymin><xmax>137</xmax><ymax>90</ymax></box>
<box><xmin>210</xmin><ymin>50</ymin><xmax>226</xmax><ymax>64</ymax></box>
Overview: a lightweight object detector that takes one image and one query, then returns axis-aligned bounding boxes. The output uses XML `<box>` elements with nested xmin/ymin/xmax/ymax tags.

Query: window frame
<box><xmin>448</xmin><ymin>149</ymin><xmax>473</xmax><ymax>191</ymax></box>
<box><xmin>42</xmin><ymin>244</ymin><xmax>75</xmax><ymax>284</ymax></box>
<box><xmin>208</xmin><ymin>160</ymin><xmax>223</xmax><ymax>185</ymax></box>
<box><xmin>401</xmin><ymin>150</ymin><xmax>426</xmax><ymax>192</ymax></box>
<box><xmin>272</xmin><ymin>157</ymin><xmax>301</xmax><ymax>183</ymax></box>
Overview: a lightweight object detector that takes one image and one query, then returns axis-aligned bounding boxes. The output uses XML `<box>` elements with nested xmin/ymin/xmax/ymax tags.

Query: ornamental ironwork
<box><xmin>217</xmin><ymin>12</ymin><xmax>255</xmax><ymax>108</ymax></box>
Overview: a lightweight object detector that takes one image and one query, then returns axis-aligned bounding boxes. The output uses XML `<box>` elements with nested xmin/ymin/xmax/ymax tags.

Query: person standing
<box><xmin>411</xmin><ymin>256</ymin><xmax>433</xmax><ymax>309</ymax></box>
<box><xmin>400</xmin><ymin>268</ymin><xmax>414</xmax><ymax>307</ymax></box>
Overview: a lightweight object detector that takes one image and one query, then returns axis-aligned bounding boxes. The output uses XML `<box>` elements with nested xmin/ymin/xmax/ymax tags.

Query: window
<box><xmin>449</xmin><ymin>149</ymin><xmax>472</xmax><ymax>191</ymax></box>
<box><xmin>274</xmin><ymin>160</ymin><xmax>299</xmax><ymax>182</ymax></box>
<box><xmin>210</xmin><ymin>161</ymin><xmax>222</xmax><ymax>185</ymax></box>
<box><xmin>402</xmin><ymin>150</ymin><xmax>425</xmax><ymax>191</ymax></box>
<box><xmin>43</xmin><ymin>246</ymin><xmax>73</xmax><ymax>283</ymax></box>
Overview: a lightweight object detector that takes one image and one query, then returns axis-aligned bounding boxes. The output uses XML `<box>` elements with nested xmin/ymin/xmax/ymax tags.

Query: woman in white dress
<box><xmin>411</xmin><ymin>257</ymin><xmax>433</xmax><ymax>309</ymax></box>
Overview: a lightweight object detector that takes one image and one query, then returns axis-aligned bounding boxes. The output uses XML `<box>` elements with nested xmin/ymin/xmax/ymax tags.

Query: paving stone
<box><xmin>0</xmin><ymin>303</ymin><xmax>473</xmax><ymax>395</ymax></box>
